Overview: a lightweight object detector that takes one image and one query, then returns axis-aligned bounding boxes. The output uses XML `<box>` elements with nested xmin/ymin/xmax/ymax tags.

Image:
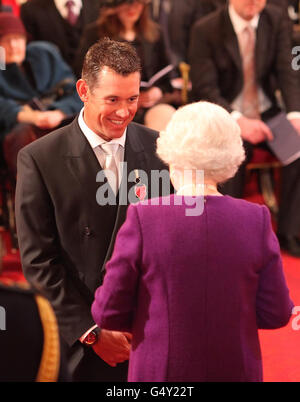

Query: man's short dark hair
<box><xmin>82</xmin><ymin>37</ymin><xmax>142</xmax><ymax>89</ymax></box>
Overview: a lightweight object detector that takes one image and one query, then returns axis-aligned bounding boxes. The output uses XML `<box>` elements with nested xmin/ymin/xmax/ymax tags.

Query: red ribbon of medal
<box><xmin>134</xmin><ymin>169</ymin><xmax>147</xmax><ymax>201</ymax></box>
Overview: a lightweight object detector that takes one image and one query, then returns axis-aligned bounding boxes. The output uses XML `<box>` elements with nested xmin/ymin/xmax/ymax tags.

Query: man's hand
<box><xmin>290</xmin><ymin>118</ymin><xmax>300</xmax><ymax>136</ymax></box>
<box><xmin>138</xmin><ymin>87</ymin><xmax>163</xmax><ymax>109</ymax></box>
<box><xmin>92</xmin><ymin>329</ymin><xmax>132</xmax><ymax>367</ymax></box>
<box><xmin>237</xmin><ymin>116</ymin><xmax>273</xmax><ymax>144</ymax></box>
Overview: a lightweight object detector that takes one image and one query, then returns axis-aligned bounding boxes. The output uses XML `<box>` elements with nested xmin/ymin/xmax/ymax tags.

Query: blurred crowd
<box><xmin>0</xmin><ymin>0</ymin><xmax>299</xmax><ymax>147</ymax></box>
<box><xmin>1</xmin><ymin>0</ymin><xmax>299</xmax><ymax>245</ymax></box>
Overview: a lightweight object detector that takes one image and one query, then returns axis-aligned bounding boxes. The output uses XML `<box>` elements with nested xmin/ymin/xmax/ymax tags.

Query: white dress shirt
<box><xmin>54</xmin><ymin>0</ymin><xmax>82</xmax><ymax>19</ymax></box>
<box><xmin>78</xmin><ymin>108</ymin><xmax>126</xmax><ymax>185</ymax></box>
<box><xmin>77</xmin><ymin>108</ymin><xmax>126</xmax><ymax>341</ymax></box>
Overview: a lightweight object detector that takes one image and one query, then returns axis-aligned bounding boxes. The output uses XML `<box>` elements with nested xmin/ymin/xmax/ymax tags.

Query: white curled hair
<box><xmin>156</xmin><ymin>101</ymin><xmax>246</xmax><ymax>183</ymax></box>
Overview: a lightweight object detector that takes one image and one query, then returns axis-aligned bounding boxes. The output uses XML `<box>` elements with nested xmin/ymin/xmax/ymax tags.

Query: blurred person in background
<box><xmin>150</xmin><ymin>0</ymin><xmax>205</xmax><ymax>65</ymax></box>
<box><xmin>0</xmin><ymin>12</ymin><xmax>82</xmax><ymax>178</ymax></box>
<box><xmin>20</xmin><ymin>0</ymin><xmax>101</xmax><ymax>69</ymax></box>
<box><xmin>0</xmin><ymin>0</ymin><xmax>19</xmax><ymax>15</ymax></box>
<box><xmin>189</xmin><ymin>0</ymin><xmax>300</xmax><ymax>257</ymax></box>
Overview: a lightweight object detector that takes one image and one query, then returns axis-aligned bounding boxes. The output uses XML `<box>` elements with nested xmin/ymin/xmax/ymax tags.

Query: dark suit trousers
<box><xmin>220</xmin><ymin>111</ymin><xmax>300</xmax><ymax>238</ymax></box>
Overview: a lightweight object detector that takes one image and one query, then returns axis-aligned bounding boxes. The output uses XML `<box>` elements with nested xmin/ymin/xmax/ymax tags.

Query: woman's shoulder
<box><xmin>129</xmin><ymin>195</ymin><xmax>270</xmax><ymax>219</ymax></box>
<box><xmin>215</xmin><ymin>195</ymin><xmax>271</xmax><ymax>226</ymax></box>
<box><xmin>214</xmin><ymin>195</ymin><xmax>268</xmax><ymax>214</ymax></box>
<box><xmin>221</xmin><ymin>195</ymin><xmax>268</xmax><ymax>211</ymax></box>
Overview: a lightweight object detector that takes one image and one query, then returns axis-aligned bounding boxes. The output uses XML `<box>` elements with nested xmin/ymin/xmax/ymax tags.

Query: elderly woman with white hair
<box><xmin>91</xmin><ymin>101</ymin><xmax>293</xmax><ymax>382</ymax></box>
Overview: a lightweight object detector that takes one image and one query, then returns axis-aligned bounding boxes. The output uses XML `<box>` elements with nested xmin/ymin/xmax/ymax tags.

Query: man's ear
<box><xmin>76</xmin><ymin>79</ymin><xmax>89</xmax><ymax>102</ymax></box>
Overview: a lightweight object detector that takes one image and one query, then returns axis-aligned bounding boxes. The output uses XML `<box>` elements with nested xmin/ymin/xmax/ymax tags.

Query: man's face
<box><xmin>230</xmin><ymin>0</ymin><xmax>266</xmax><ymax>20</ymax></box>
<box><xmin>77</xmin><ymin>67</ymin><xmax>140</xmax><ymax>141</ymax></box>
<box><xmin>0</xmin><ymin>34</ymin><xmax>26</xmax><ymax>64</ymax></box>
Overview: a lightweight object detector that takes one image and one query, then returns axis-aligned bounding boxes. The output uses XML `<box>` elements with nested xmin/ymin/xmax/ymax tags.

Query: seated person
<box><xmin>150</xmin><ymin>0</ymin><xmax>205</xmax><ymax>65</ymax></box>
<box><xmin>0</xmin><ymin>12</ymin><xmax>82</xmax><ymax>177</ymax></box>
<box><xmin>150</xmin><ymin>0</ymin><xmax>209</xmax><ymax>99</ymax></box>
<box><xmin>20</xmin><ymin>0</ymin><xmax>101</xmax><ymax>69</ymax></box>
<box><xmin>189</xmin><ymin>0</ymin><xmax>300</xmax><ymax>257</ymax></box>
<box><xmin>75</xmin><ymin>0</ymin><xmax>175</xmax><ymax>131</ymax></box>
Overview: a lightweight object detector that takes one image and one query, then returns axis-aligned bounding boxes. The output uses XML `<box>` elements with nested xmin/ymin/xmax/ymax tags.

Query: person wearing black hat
<box><xmin>0</xmin><ymin>12</ymin><xmax>82</xmax><ymax>177</ymax></box>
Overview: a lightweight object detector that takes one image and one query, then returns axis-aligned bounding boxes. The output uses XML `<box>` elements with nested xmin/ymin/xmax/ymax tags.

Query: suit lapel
<box><xmin>102</xmin><ymin>123</ymin><xmax>149</xmax><ymax>272</ymax></box>
<box><xmin>48</xmin><ymin>0</ymin><xmax>70</xmax><ymax>52</ymax></box>
<box><xmin>124</xmin><ymin>122</ymin><xmax>148</xmax><ymax>190</ymax></box>
<box><xmin>63</xmin><ymin>118</ymin><xmax>102</xmax><ymax>212</ymax></box>
<box><xmin>223</xmin><ymin>9</ymin><xmax>243</xmax><ymax>72</ymax></box>
<box><xmin>117</xmin><ymin>123</ymin><xmax>148</xmax><ymax>230</ymax></box>
<box><xmin>81</xmin><ymin>0</ymin><xmax>101</xmax><ymax>25</ymax></box>
<box><xmin>255</xmin><ymin>10</ymin><xmax>270</xmax><ymax>79</ymax></box>
<box><xmin>80</xmin><ymin>1</ymin><xmax>89</xmax><ymax>24</ymax></box>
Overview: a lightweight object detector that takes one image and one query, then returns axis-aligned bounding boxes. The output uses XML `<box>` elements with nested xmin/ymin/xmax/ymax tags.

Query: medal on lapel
<box><xmin>134</xmin><ymin>169</ymin><xmax>147</xmax><ymax>201</ymax></box>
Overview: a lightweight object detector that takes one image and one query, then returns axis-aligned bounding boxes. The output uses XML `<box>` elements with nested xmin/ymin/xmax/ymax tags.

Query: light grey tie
<box><xmin>65</xmin><ymin>0</ymin><xmax>78</xmax><ymax>25</ymax></box>
<box><xmin>239</xmin><ymin>25</ymin><xmax>260</xmax><ymax>119</ymax></box>
<box><xmin>101</xmin><ymin>143</ymin><xmax>119</xmax><ymax>194</ymax></box>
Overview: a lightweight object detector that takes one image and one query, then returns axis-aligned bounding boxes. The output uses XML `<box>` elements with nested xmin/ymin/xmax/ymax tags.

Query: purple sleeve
<box><xmin>256</xmin><ymin>206</ymin><xmax>294</xmax><ymax>329</ymax></box>
<box><xmin>91</xmin><ymin>205</ymin><xmax>142</xmax><ymax>332</ymax></box>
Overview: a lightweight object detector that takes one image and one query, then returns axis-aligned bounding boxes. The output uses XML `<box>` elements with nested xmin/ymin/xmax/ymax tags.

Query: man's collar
<box><xmin>54</xmin><ymin>0</ymin><xmax>82</xmax><ymax>16</ymax></box>
<box><xmin>228</xmin><ymin>4</ymin><xmax>260</xmax><ymax>34</ymax></box>
<box><xmin>78</xmin><ymin>108</ymin><xmax>127</xmax><ymax>149</ymax></box>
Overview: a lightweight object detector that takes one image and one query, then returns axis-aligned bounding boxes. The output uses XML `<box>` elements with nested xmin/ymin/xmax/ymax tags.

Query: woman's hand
<box><xmin>138</xmin><ymin>87</ymin><xmax>163</xmax><ymax>109</ymax></box>
<box><xmin>33</xmin><ymin>110</ymin><xmax>66</xmax><ymax>129</ymax></box>
<box><xmin>237</xmin><ymin>116</ymin><xmax>273</xmax><ymax>144</ymax></box>
<box><xmin>18</xmin><ymin>105</ymin><xmax>66</xmax><ymax>129</ymax></box>
<box><xmin>92</xmin><ymin>329</ymin><xmax>132</xmax><ymax>367</ymax></box>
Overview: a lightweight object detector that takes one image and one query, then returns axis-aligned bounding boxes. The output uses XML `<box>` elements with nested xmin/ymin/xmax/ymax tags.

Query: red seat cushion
<box><xmin>250</xmin><ymin>148</ymin><xmax>278</xmax><ymax>164</ymax></box>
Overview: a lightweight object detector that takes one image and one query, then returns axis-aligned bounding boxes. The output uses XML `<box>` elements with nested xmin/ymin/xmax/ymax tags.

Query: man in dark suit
<box><xmin>151</xmin><ymin>0</ymin><xmax>217</xmax><ymax>65</ymax></box>
<box><xmin>153</xmin><ymin>0</ymin><xmax>289</xmax><ymax>66</ymax></box>
<box><xmin>167</xmin><ymin>0</ymin><xmax>208</xmax><ymax>64</ymax></box>
<box><xmin>15</xmin><ymin>38</ymin><xmax>171</xmax><ymax>381</ymax></box>
<box><xmin>189</xmin><ymin>0</ymin><xmax>300</xmax><ymax>257</ymax></box>
<box><xmin>20</xmin><ymin>0</ymin><xmax>100</xmax><ymax>69</ymax></box>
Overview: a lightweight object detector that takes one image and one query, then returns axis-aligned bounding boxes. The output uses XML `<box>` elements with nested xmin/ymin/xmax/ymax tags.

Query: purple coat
<box><xmin>92</xmin><ymin>195</ymin><xmax>293</xmax><ymax>382</ymax></box>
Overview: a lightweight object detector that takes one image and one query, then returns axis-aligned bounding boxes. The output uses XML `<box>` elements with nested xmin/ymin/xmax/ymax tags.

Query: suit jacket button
<box><xmin>84</xmin><ymin>227</ymin><xmax>92</xmax><ymax>236</ymax></box>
